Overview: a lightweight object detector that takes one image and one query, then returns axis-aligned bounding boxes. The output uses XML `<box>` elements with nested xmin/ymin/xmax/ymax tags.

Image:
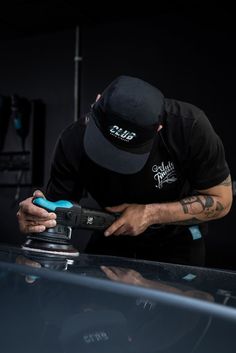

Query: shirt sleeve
<box><xmin>186</xmin><ymin>111</ymin><xmax>230</xmax><ymax>190</ymax></box>
<box><xmin>46</xmin><ymin>123</ymin><xmax>85</xmax><ymax>202</ymax></box>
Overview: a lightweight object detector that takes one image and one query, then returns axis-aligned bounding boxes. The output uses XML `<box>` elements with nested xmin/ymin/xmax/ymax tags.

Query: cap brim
<box><xmin>83</xmin><ymin>116</ymin><xmax>153</xmax><ymax>174</ymax></box>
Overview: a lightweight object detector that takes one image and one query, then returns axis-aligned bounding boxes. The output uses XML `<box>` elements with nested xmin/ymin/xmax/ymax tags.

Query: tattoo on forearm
<box><xmin>180</xmin><ymin>196</ymin><xmax>203</xmax><ymax>213</ymax></box>
<box><xmin>216</xmin><ymin>201</ymin><xmax>224</xmax><ymax>211</ymax></box>
<box><xmin>180</xmin><ymin>195</ymin><xmax>225</xmax><ymax>219</ymax></box>
<box><xmin>180</xmin><ymin>196</ymin><xmax>214</xmax><ymax>215</ymax></box>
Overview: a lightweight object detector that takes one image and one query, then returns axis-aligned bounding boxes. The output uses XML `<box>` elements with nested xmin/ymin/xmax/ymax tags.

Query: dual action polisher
<box><xmin>22</xmin><ymin>197</ymin><xmax>118</xmax><ymax>257</ymax></box>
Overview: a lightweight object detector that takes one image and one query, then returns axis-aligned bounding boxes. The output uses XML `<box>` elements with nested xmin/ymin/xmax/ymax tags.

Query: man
<box><xmin>17</xmin><ymin>75</ymin><xmax>232</xmax><ymax>266</ymax></box>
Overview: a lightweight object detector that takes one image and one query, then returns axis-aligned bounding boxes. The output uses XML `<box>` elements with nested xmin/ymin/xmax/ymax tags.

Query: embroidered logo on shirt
<box><xmin>152</xmin><ymin>161</ymin><xmax>177</xmax><ymax>189</ymax></box>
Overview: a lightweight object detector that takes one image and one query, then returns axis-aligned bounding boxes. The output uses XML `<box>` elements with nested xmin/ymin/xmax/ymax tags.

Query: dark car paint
<box><xmin>0</xmin><ymin>243</ymin><xmax>236</xmax><ymax>353</ymax></box>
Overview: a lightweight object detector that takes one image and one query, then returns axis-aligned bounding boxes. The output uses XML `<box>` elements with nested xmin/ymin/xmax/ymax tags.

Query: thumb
<box><xmin>33</xmin><ymin>189</ymin><xmax>46</xmax><ymax>199</ymax></box>
<box><xmin>106</xmin><ymin>204</ymin><xmax>129</xmax><ymax>213</ymax></box>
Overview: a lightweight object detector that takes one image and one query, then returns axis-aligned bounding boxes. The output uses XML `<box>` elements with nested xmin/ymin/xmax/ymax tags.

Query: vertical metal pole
<box><xmin>74</xmin><ymin>25</ymin><xmax>82</xmax><ymax>122</ymax></box>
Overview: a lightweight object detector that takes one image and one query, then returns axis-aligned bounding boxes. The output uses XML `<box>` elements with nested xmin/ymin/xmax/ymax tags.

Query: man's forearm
<box><xmin>146</xmin><ymin>194</ymin><xmax>230</xmax><ymax>226</ymax></box>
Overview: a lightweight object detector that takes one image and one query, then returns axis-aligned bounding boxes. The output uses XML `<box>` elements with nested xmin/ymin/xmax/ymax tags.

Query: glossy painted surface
<box><xmin>0</xmin><ymin>243</ymin><xmax>236</xmax><ymax>353</ymax></box>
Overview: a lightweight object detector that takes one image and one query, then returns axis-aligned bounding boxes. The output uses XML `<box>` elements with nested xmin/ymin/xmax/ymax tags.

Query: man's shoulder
<box><xmin>164</xmin><ymin>98</ymin><xmax>204</xmax><ymax>122</ymax></box>
<box><xmin>55</xmin><ymin>118</ymin><xmax>88</xmax><ymax>159</ymax></box>
<box><xmin>59</xmin><ymin>118</ymin><xmax>87</xmax><ymax>142</ymax></box>
<box><xmin>161</xmin><ymin>99</ymin><xmax>206</xmax><ymax>161</ymax></box>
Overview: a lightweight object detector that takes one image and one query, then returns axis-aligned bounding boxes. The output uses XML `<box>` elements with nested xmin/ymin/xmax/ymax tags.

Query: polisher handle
<box><xmin>33</xmin><ymin>197</ymin><xmax>118</xmax><ymax>230</ymax></box>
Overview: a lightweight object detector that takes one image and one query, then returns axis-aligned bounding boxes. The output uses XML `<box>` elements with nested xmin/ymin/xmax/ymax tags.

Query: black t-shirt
<box><xmin>46</xmin><ymin>99</ymin><xmax>230</xmax><ymax>232</ymax></box>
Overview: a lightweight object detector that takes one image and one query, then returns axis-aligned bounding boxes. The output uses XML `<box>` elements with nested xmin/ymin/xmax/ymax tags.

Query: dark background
<box><xmin>0</xmin><ymin>1</ymin><xmax>235</xmax><ymax>269</ymax></box>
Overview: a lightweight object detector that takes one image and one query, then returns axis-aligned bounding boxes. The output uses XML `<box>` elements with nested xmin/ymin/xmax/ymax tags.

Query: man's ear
<box><xmin>96</xmin><ymin>94</ymin><xmax>101</xmax><ymax>102</ymax></box>
<box><xmin>91</xmin><ymin>94</ymin><xmax>101</xmax><ymax>109</ymax></box>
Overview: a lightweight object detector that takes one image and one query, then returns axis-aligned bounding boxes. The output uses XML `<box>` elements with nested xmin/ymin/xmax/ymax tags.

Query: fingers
<box><xmin>112</xmin><ymin>224</ymin><xmax>131</xmax><ymax>236</ymax></box>
<box><xmin>25</xmin><ymin>219</ymin><xmax>57</xmax><ymax>233</ymax></box>
<box><xmin>104</xmin><ymin>204</ymin><xmax>130</xmax><ymax>236</ymax></box>
<box><xmin>105</xmin><ymin>204</ymin><xmax>129</xmax><ymax>213</ymax></box>
<box><xmin>24</xmin><ymin>214</ymin><xmax>56</xmax><ymax>223</ymax></box>
<box><xmin>17</xmin><ymin>214</ymin><xmax>56</xmax><ymax>233</ymax></box>
<box><xmin>18</xmin><ymin>216</ymin><xmax>57</xmax><ymax>234</ymax></box>
<box><xmin>27</xmin><ymin>225</ymin><xmax>46</xmax><ymax>233</ymax></box>
<box><xmin>101</xmin><ymin>266</ymin><xmax>142</xmax><ymax>285</ymax></box>
<box><xmin>100</xmin><ymin>266</ymin><xmax>118</xmax><ymax>281</ymax></box>
<box><xmin>16</xmin><ymin>255</ymin><xmax>41</xmax><ymax>268</ymax></box>
<box><xmin>105</xmin><ymin>203</ymin><xmax>150</xmax><ymax>237</ymax></box>
<box><xmin>100</xmin><ymin>266</ymin><xmax>126</xmax><ymax>281</ymax></box>
<box><xmin>33</xmin><ymin>189</ymin><xmax>46</xmax><ymax>199</ymax></box>
<box><xmin>19</xmin><ymin>197</ymin><xmax>50</xmax><ymax>218</ymax></box>
<box><xmin>104</xmin><ymin>217</ymin><xmax>124</xmax><ymax>236</ymax></box>
<box><xmin>17</xmin><ymin>191</ymin><xmax>57</xmax><ymax>234</ymax></box>
<box><xmin>104</xmin><ymin>217</ymin><xmax>134</xmax><ymax>236</ymax></box>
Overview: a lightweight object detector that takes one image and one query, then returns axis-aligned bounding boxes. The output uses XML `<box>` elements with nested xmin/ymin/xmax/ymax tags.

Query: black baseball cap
<box><xmin>84</xmin><ymin>75</ymin><xmax>164</xmax><ymax>174</ymax></box>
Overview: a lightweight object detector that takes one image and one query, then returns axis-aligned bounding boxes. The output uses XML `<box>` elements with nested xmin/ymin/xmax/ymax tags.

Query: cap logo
<box><xmin>109</xmin><ymin>125</ymin><xmax>136</xmax><ymax>142</ymax></box>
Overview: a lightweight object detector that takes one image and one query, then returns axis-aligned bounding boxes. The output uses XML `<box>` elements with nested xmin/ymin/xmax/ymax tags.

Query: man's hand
<box><xmin>17</xmin><ymin>190</ymin><xmax>57</xmax><ymax>234</ymax></box>
<box><xmin>104</xmin><ymin>203</ymin><xmax>151</xmax><ymax>236</ymax></box>
<box><xmin>101</xmin><ymin>266</ymin><xmax>145</xmax><ymax>285</ymax></box>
